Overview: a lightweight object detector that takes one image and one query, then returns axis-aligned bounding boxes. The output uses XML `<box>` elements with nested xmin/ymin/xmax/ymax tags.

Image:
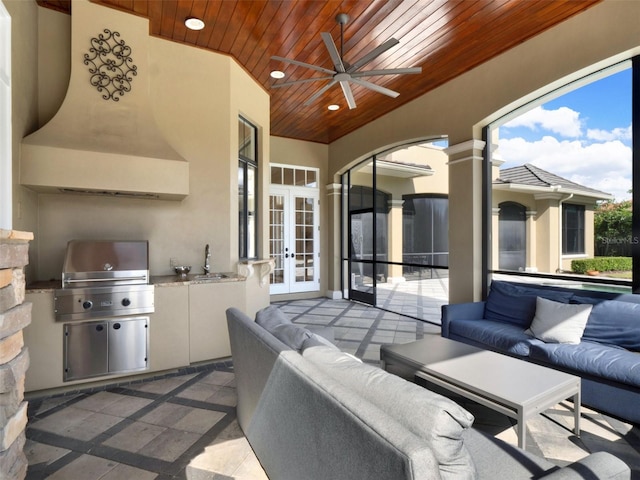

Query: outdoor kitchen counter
<box><xmin>26</xmin><ymin>273</ymin><xmax>246</xmax><ymax>292</ymax></box>
<box><xmin>151</xmin><ymin>273</ymin><xmax>246</xmax><ymax>286</ymax></box>
<box><xmin>23</xmin><ymin>273</ymin><xmax>253</xmax><ymax>393</ymax></box>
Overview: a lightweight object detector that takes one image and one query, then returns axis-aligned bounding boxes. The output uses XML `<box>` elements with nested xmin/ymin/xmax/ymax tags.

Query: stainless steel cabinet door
<box><xmin>64</xmin><ymin>321</ymin><xmax>109</xmax><ymax>381</ymax></box>
<box><xmin>108</xmin><ymin>317</ymin><xmax>148</xmax><ymax>373</ymax></box>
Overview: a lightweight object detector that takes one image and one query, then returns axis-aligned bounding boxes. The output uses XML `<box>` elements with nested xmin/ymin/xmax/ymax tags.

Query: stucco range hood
<box><xmin>21</xmin><ymin>0</ymin><xmax>189</xmax><ymax>201</ymax></box>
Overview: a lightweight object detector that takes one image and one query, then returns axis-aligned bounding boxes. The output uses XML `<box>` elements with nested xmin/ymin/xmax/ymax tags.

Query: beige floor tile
<box><xmin>139</xmin><ymin>402</ymin><xmax>192</xmax><ymax>428</ymax></box>
<box><xmin>30</xmin><ymin>406</ymin><xmax>94</xmax><ymax>436</ymax></box>
<box><xmin>206</xmin><ymin>386</ymin><xmax>237</xmax><ymax>406</ymax></box>
<box><xmin>24</xmin><ymin>439</ymin><xmax>70</xmax><ymax>467</ymax></box>
<box><xmin>128</xmin><ymin>374</ymin><xmax>196</xmax><ymax>394</ymax></box>
<box><xmin>102</xmin><ymin>421</ymin><xmax>166</xmax><ymax>452</ymax></box>
<box><xmin>200</xmin><ymin>370</ymin><xmax>235</xmax><ymax>386</ymax></box>
<box><xmin>187</xmin><ymin>436</ymin><xmax>253</xmax><ymax>476</ymax></box>
<box><xmin>46</xmin><ymin>454</ymin><xmax>118</xmax><ymax>480</ymax></box>
<box><xmin>176</xmin><ymin>383</ymin><xmax>218</xmax><ymax>402</ymax></box>
<box><xmin>101</xmin><ymin>395</ymin><xmax>154</xmax><ymax>417</ymax></box>
<box><xmin>100</xmin><ymin>462</ymin><xmax>158</xmax><ymax>480</ymax></box>
<box><xmin>63</xmin><ymin>411</ymin><xmax>124</xmax><ymax>441</ymax></box>
<box><xmin>172</xmin><ymin>408</ymin><xmax>226</xmax><ymax>434</ymax></box>
<box><xmin>231</xmin><ymin>450</ymin><xmax>269</xmax><ymax>479</ymax></box>
<box><xmin>73</xmin><ymin>391</ymin><xmax>127</xmax><ymax>412</ymax></box>
<box><xmin>138</xmin><ymin>428</ymin><xmax>201</xmax><ymax>462</ymax></box>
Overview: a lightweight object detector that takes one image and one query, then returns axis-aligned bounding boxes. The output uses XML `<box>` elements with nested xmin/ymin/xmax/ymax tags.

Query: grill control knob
<box><xmin>122</xmin><ymin>298</ymin><xmax>131</xmax><ymax>307</ymax></box>
<box><xmin>82</xmin><ymin>300</ymin><xmax>93</xmax><ymax>310</ymax></box>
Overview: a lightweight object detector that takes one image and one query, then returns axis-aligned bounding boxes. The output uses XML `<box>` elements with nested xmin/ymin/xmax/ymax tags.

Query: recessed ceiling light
<box><xmin>185</xmin><ymin>17</ymin><xmax>205</xmax><ymax>30</ymax></box>
<box><xmin>270</xmin><ymin>70</ymin><xmax>285</xmax><ymax>79</ymax></box>
<box><xmin>328</xmin><ymin>104</ymin><xmax>340</xmax><ymax>111</ymax></box>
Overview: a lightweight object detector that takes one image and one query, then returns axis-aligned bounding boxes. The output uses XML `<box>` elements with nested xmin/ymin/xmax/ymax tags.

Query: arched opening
<box><xmin>341</xmin><ymin>139</ymin><xmax>449</xmax><ymax>324</ymax></box>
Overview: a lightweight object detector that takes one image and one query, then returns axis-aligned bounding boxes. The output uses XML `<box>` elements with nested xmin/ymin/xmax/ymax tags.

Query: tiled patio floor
<box><xmin>25</xmin><ymin>298</ymin><xmax>640</xmax><ymax>479</ymax></box>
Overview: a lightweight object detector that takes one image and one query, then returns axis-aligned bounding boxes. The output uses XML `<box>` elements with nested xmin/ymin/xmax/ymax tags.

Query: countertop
<box><xmin>26</xmin><ymin>272</ymin><xmax>245</xmax><ymax>293</ymax></box>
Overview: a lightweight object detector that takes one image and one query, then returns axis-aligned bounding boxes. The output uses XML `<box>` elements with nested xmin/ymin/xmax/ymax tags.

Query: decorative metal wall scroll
<box><xmin>84</xmin><ymin>29</ymin><xmax>137</xmax><ymax>101</ymax></box>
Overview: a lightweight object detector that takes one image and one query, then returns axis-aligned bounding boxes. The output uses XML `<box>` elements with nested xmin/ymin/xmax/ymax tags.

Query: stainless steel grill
<box><xmin>54</xmin><ymin>240</ymin><xmax>154</xmax><ymax>381</ymax></box>
<box><xmin>55</xmin><ymin>240</ymin><xmax>154</xmax><ymax>322</ymax></box>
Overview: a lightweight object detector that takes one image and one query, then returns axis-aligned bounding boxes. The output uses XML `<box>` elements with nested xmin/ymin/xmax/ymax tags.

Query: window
<box><xmin>403</xmin><ymin>195</ymin><xmax>449</xmax><ymax>267</ymax></box>
<box><xmin>563</xmin><ymin>204</ymin><xmax>585</xmax><ymax>255</ymax></box>
<box><xmin>238</xmin><ymin>117</ymin><xmax>257</xmax><ymax>259</ymax></box>
<box><xmin>485</xmin><ymin>59</ymin><xmax>635</xmax><ymax>292</ymax></box>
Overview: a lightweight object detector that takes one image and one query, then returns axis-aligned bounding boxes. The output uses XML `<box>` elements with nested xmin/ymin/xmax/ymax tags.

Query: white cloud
<box><xmin>502</xmin><ymin>106</ymin><xmax>583</xmax><ymax>138</ymax></box>
<box><xmin>586</xmin><ymin>124</ymin><xmax>632</xmax><ymax>142</ymax></box>
<box><xmin>497</xmin><ymin>136</ymin><xmax>632</xmax><ymax>201</ymax></box>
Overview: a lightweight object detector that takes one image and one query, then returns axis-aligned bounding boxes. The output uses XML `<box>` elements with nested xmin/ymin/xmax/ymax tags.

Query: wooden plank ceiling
<box><xmin>38</xmin><ymin>0</ymin><xmax>600</xmax><ymax>144</ymax></box>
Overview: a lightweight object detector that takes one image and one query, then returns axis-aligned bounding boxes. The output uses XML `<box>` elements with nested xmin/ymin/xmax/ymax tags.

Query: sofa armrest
<box><xmin>539</xmin><ymin>452</ymin><xmax>630</xmax><ymax>480</ymax></box>
<box><xmin>441</xmin><ymin>301</ymin><xmax>486</xmax><ymax>337</ymax></box>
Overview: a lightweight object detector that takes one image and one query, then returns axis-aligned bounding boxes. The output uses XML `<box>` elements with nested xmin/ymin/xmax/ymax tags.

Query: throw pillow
<box><xmin>255</xmin><ymin>305</ymin><xmax>291</xmax><ymax>331</ymax></box>
<box><xmin>526</xmin><ymin>297</ymin><xmax>592</xmax><ymax>344</ymax></box>
<box><xmin>484</xmin><ymin>281</ymin><xmax>573</xmax><ymax>328</ymax></box>
<box><xmin>303</xmin><ymin>346</ymin><xmax>477</xmax><ymax>480</ymax></box>
<box><xmin>580</xmin><ymin>299</ymin><xmax>640</xmax><ymax>351</ymax></box>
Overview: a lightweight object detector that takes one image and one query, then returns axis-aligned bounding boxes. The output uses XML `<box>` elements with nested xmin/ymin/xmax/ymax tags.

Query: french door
<box><xmin>269</xmin><ymin>186</ymin><xmax>319</xmax><ymax>294</ymax></box>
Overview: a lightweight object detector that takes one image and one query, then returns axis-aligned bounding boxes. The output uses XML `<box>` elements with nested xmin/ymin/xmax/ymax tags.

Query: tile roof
<box><xmin>494</xmin><ymin>163</ymin><xmax>611</xmax><ymax>197</ymax></box>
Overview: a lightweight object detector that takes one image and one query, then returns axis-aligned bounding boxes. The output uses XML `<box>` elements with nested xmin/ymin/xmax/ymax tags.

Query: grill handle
<box><xmin>64</xmin><ymin>276</ymin><xmax>148</xmax><ymax>285</ymax></box>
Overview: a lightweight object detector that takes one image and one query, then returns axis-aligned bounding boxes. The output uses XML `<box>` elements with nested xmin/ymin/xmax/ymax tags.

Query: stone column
<box><xmin>0</xmin><ymin>230</ymin><xmax>33</xmax><ymax>480</ymax></box>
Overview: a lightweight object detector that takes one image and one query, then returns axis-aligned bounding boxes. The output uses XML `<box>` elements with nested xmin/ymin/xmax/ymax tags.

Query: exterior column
<box><xmin>325</xmin><ymin>183</ymin><xmax>343</xmax><ymax>299</ymax></box>
<box><xmin>387</xmin><ymin>199</ymin><xmax>405</xmax><ymax>283</ymax></box>
<box><xmin>446</xmin><ymin>139</ymin><xmax>486</xmax><ymax>303</ymax></box>
<box><xmin>491</xmin><ymin>207</ymin><xmax>500</xmax><ymax>271</ymax></box>
<box><xmin>525</xmin><ymin>210</ymin><xmax>538</xmax><ymax>272</ymax></box>
<box><xmin>0</xmin><ymin>230</ymin><xmax>33</xmax><ymax>480</ymax></box>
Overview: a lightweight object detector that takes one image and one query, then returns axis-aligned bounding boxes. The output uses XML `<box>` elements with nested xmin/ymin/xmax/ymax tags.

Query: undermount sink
<box><xmin>194</xmin><ymin>273</ymin><xmax>229</xmax><ymax>280</ymax></box>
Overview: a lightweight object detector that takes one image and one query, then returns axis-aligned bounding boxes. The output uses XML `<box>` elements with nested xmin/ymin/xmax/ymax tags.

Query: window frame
<box><xmin>238</xmin><ymin>116</ymin><xmax>258</xmax><ymax>260</ymax></box>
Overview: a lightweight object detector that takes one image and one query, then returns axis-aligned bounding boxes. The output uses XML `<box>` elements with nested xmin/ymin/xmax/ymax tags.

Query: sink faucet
<box><xmin>204</xmin><ymin>244</ymin><xmax>211</xmax><ymax>274</ymax></box>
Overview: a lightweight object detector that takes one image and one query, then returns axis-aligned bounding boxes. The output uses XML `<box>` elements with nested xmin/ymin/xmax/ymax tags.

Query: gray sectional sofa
<box><xmin>442</xmin><ymin>280</ymin><xmax>640</xmax><ymax>425</ymax></box>
<box><xmin>226</xmin><ymin>305</ymin><xmax>630</xmax><ymax>480</ymax></box>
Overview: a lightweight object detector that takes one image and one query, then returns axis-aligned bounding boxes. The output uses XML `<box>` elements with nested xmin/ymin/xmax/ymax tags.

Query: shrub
<box><xmin>571</xmin><ymin>257</ymin><xmax>631</xmax><ymax>274</ymax></box>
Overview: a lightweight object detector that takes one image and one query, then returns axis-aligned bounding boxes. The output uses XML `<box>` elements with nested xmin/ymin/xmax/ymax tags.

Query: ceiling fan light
<box><xmin>328</xmin><ymin>104</ymin><xmax>340</xmax><ymax>111</ymax></box>
<box><xmin>185</xmin><ymin>17</ymin><xmax>205</xmax><ymax>30</ymax></box>
<box><xmin>270</xmin><ymin>70</ymin><xmax>285</xmax><ymax>79</ymax></box>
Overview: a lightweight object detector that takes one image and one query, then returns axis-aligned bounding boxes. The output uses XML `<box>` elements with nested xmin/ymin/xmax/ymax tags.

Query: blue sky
<box><xmin>498</xmin><ymin>68</ymin><xmax>632</xmax><ymax>201</ymax></box>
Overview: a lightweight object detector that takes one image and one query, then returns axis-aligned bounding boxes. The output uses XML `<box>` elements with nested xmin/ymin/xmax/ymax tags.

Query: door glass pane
<box><xmin>293</xmin><ymin>195</ymin><xmax>315</xmax><ymax>284</ymax></box>
<box><xmin>283</xmin><ymin>168</ymin><xmax>294</xmax><ymax>185</ymax></box>
<box><xmin>269</xmin><ymin>194</ymin><xmax>285</xmax><ymax>285</ymax></box>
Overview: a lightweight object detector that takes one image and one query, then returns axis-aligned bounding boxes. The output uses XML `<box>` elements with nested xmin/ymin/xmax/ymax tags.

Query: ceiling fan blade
<box><xmin>304</xmin><ymin>79</ymin><xmax>338</xmax><ymax>106</ymax></box>
<box><xmin>271</xmin><ymin>76</ymin><xmax>334</xmax><ymax>88</ymax></box>
<box><xmin>321</xmin><ymin>32</ymin><xmax>346</xmax><ymax>73</ymax></box>
<box><xmin>271</xmin><ymin>55</ymin><xmax>335</xmax><ymax>75</ymax></box>
<box><xmin>347</xmin><ymin>38</ymin><xmax>400</xmax><ymax>73</ymax></box>
<box><xmin>349</xmin><ymin>77</ymin><xmax>400</xmax><ymax>98</ymax></box>
<box><xmin>351</xmin><ymin>67</ymin><xmax>422</xmax><ymax>77</ymax></box>
<box><xmin>340</xmin><ymin>81</ymin><xmax>356</xmax><ymax>109</ymax></box>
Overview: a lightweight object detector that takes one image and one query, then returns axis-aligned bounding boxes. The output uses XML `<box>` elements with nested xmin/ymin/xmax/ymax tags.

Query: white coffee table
<box><xmin>380</xmin><ymin>336</ymin><xmax>581</xmax><ymax>449</ymax></box>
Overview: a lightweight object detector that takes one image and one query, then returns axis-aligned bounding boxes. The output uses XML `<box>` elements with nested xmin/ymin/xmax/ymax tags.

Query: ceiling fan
<box><xmin>271</xmin><ymin>13</ymin><xmax>422</xmax><ymax>109</ymax></box>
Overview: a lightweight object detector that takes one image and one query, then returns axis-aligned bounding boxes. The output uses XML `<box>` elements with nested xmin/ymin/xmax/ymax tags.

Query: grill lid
<box><xmin>61</xmin><ymin>240</ymin><xmax>149</xmax><ymax>288</ymax></box>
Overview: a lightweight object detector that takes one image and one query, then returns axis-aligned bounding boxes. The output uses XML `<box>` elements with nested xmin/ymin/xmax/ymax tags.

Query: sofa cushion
<box><xmin>526</xmin><ymin>297</ymin><xmax>592</xmax><ymax>344</ymax></box>
<box><xmin>448</xmin><ymin>319</ymin><xmax>544</xmax><ymax>357</ymax></box>
<box><xmin>303</xmin><ymin>346</ymin><xmax>477</xmax><ymax>480</ymax></box>
<box><xmin>301</xmin><ymin>331</ymin><xmax>339</xmax><ymax>350</ymax></box>
<box><xmin>255</xmin><ymin>305</ymin><xmax>292</xmax><ymax>330</ymax></box>
<box><xmin>576</xmin><ymin>299</ymin><xmax>640</xmax><ymax>351</ymax></box>
<box><xmin>484</xmin><ymin>281</ymin><xmax>573</xmax><ymax>328</ymax></box>
<box><xmin>269</xmin><ymin>323</ymin><xmax>314</xmax><ymax>351</ymax></box>
<box><xmin>529</xmin><ymin>341</ymin><xmax>640</xmax><ymax>387</ymax></box>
